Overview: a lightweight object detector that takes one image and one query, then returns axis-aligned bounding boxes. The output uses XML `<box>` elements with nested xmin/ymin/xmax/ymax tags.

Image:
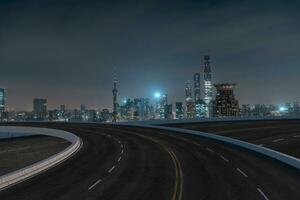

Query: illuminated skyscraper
<box><xmin>213</xmin><ymin>83</ymin><xmax>240</xmax><ymax>117</ymax></box>
<box><xmin>204</xmin><ymin>55</ymin><xmax>213</xmax><ymax>117</ymax></box>
<box><xmin>0</xmin><ymin>88</ymin><xmax>5</xmax><ymax>120</ymax></box>
<box><xmin>185</xmin><ymin>81</ymin><xmax>192</xmax><ymax>100</ymax></box>
<box><xmin>160</xmin><ymin>94</ymin><xmax>168</xmax><ymax>119</ymax></box>
<box><xmin>175</xmin><ymin>102</ymin><xmax>184</xmax><ymax>119</ymax></box>
<box><xmin>185</xmin><ymin>81</ymin><xmax>195</xmax><ymax>118</ymax></box>
<box><xmin>195</xmin><ymin>99</ymin><xmax>206</xmax><ymax>118</ymax></box>
<box><xmin>194</xmin><ymin>73</ymin><xmax>201</xmax><ymax>102</ymax></box>
<box><xmin>112</xmin><ymin>73</ymin><xmax>118</xmax><ymax>122</ymax></box>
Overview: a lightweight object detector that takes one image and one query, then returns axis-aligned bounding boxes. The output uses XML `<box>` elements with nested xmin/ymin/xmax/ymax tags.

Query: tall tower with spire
<box><xmin>112</xmin><ymin>72</ymin><xmax>118</xmax><ymax>122</ymax></box>
<box><xmin>204</xmin><ymin>55</ymin><xmax>213</xmax><ymax>117</ymax></box>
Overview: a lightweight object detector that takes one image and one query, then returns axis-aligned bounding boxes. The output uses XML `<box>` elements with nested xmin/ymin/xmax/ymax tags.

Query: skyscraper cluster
<box><xmin>183</xmin><ymin>56</ymin><xmax>212</xmax><ymax>119</ymax></box>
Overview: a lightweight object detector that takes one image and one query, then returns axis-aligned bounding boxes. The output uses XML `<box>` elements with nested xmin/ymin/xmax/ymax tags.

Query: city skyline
<box><xmin>0</xmin><ymin>0</ymin><xmax>300</xmax><ymax>110</ymax></box>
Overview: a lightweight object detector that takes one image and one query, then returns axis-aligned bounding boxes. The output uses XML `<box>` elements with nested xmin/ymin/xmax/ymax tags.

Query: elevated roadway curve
<box><xmin>174</xmin><ymin>119</ymin><xmax>300</xmax><ymax>158</ymax></box>
<box><xmin>0</xmin><ymin>122</ymin><xmax>300</xmax><ymax>200</ymax></box>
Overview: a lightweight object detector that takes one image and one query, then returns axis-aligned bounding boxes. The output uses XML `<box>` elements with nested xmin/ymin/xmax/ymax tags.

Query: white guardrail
<box><xmin>0</xmin><ymin>126</ymin><xmax>82</xmax><ymax>190</ymax></box>
<box><xmin>115</xmin><ymin>117</ymin><xmax>300</xmax><ymax>170</ymax></box>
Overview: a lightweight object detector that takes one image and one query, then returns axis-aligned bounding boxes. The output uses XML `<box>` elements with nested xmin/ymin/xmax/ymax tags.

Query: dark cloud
<box><xmin>0</xmin><ymin>0</ymin><xmax>299</xmax><ymax>110</ymax></box>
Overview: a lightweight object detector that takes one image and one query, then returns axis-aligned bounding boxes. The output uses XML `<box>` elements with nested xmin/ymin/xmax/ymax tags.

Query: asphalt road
<box><xmin>174</xmin><ymin>119</ymin><xmax>300</xmax><ymax>158</ymax></box>
<box><xmin>0</xmin><ymin>122</ymin><xmax>300</xmax><ymax>200</ymax></box>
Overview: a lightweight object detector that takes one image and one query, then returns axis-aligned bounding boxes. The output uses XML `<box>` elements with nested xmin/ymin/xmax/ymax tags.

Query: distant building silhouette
<box><xmin>112</xmin><ymin>72</ymin><xmax>118</xmax><ymax>122</ymax></box>
<box><xmin>33</xmin><ymin>98</ymin><xmax>47</xmax><ymax>120</ymax></box>
<box><xmin>175</xmin><ymin>102</ymin><xmax>184</xmax><ymax>119</ymax></box>
<box><xmin>194</xmin><ymin>73</ymin><xmax>201</xmax><ymax>102</ymax></box>
<box><xmin>185</xmin><ymin>81</ymin><xmax>195</xmax><ymax>118</ymax></box>
<box><xmin>213</xmin><ymin>84</ymin><xmax>239</xmax><ymax>117</ymax></box>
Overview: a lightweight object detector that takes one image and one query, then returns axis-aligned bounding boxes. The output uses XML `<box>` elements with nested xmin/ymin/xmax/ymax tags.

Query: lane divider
<box><xmin>88</xmin><ymin>179</ymin><xmax>102</xmax><ymax>191</ymax></box>
<box><xmin>257</xmin><ymin>188</ymin><xmax>269</xmax><ymax>200</ymax></box>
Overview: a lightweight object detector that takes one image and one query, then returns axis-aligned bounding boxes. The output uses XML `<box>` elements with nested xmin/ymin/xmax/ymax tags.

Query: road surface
<box><xmin>174</xmin><ymin>119</ymin><xmax>300</xmax><ymax>158</ymax></box>
<box><xmin>0</xmin><ymin>122</ymin><xmax>299</xmax><ymax>200</ymax></box>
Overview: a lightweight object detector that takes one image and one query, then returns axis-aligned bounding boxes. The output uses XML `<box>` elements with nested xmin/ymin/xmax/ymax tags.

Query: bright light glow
<box><xmin>154</xmin><ymin>92</ymin><xmax>161</xmax><ymax>98</ymax></box>
<box><xmin>279</xmin><ymin>106</ymin><xmax>287</xmax><ymax>112</ymax></box>
<box><xmin>123</xmin><ymin>99</ymin><xmax>127</xmax><ymax>104</ymax></box>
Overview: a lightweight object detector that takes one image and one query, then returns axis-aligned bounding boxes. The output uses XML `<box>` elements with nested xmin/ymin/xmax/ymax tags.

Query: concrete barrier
<box><xmin>116</xmin><ymin>123</ymin><xmax>300</xmax><ymax>170</ymax></box>
<box><xmin>116</xmin><ymin>116</ymin><xmax>300</xmax><ymax>126</ymax></box>
<box><xmin>0</xmin><ymin>126</ymin><xmax>82</xmax><ymax>190</ymax></box>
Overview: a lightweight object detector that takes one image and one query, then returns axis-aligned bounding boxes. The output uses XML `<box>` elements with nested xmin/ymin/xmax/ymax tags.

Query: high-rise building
<box><xmin>164</xmin><ymin>104</ymin><xmax>173</xmax><ymax>119</ymax></box>
<box><xmin>213</xmin><ymin>84</ymin><xmax>239</xmax><ymax>117</ymax></box>
<box><xmin>204</xmin><ymin>55</ymin><xmax>213</xmax><ymax>117</ymax></box>
<box><xmin>138</xmin><ymin>98</ymin><xmax>150</xmax><ymax>120</ymax></box>
<box><xmin>0</xmin><ymin>88</ymin><xmax>5</xmax><ymax>120</ymax></box>
<box><xmin>160</xmin><ymin>94</ymin><xmax>168</xmax><ymax>119</ymax></box>
<box><xmin>112</xmin><ymin>73</ymin><xmax>118</xmax><ymax>122</ymax></box>
<box><xmin>194</xmin><ymin>73</ymin><xmax>201</xmax><ymax>102</ymax></box>
<box><xmin>175</xmin><ymin>102</ymin><xmax>184</xmax><ymax>119</ymax></box>
<box><xmin>155</xmin><ymin>94</ymin><xmax>168</xmax><ymax>119</ymax></box>
<box><xmin>185</xmin><ymin>81</ymin><xmax>194</xmax><ymax>118</ymax></box>
<box><xmin>33</xmin><ymin>98</ymin><xmax>47</xmax><ymax>120</ymax></box>
<box><xmin>185</xmin><ymin>81</ymin><xmax>192</xmax><ymax>100</ymax></box>
<box><xmin>195</xmin><ymin>99</ymin><xmax>206</xmax><ymax>118</ymax></box>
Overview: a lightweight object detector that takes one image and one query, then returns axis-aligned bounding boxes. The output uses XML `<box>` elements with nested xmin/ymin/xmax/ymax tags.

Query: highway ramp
<box><xmin>173</xmin><ymin>119</ymin><xmax>300</xmax><ymax>158</ymax></box>
<box><xmin>0</xmin><ymin>122</ymin><xmax>299</xmax><ymax>200</ymax></box>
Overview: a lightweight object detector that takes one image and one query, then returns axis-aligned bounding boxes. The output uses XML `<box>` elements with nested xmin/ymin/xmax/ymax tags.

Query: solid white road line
<box><xmin>272</xmin><ymin>138</ymin><xmax>284</xmax><ymax>142</ymax></box>
<box><xmin>108</xmin><ymin>166</ymin><xmax>115</xmax><ymax>173</ymax></box>
<box><xmin>236</xmin><ymin>168</ymin><xmax>248</xmax><ymax>177</ymax></box>
<box><xmin>293</xmin><ymin>135</ymin><xmax>300</xmax><ymax>138</ymax></box>
<box><xmin>257</xmin><ymin>188</ymin><xmax>269</xmax><ymax>200</ymax></box>
<box><xmin>220</xmin><ymin>155</ymin><xmax>229</xmax><ymax>162</ymax></box>
<box><xmin>258</xmin><ymin>144</ymin><xmax>264</xmax><ymax>147</ymax></box>
<box><xmin>88</xmin><ymin>179</ymin><xmax>102</xmax><ymax>191</ymax></box>
<box><xmin>118</xmin><ymin>156</ymin><xmax>122</xmax><ymax>162</ymax></box>
<box><xmin>206</xmin><ymin>147</ymin><xmax>214</xmax><ymax>153</ymax></box>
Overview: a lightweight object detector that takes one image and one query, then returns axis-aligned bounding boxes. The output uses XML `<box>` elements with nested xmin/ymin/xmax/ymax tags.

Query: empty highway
<box><xmin>0</xmin><ymin>121</ymin><xmax>300</xmax><ymax>200</ymax></box>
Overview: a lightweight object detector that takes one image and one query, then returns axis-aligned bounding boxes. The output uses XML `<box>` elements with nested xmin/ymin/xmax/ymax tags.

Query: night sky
<box><xmin>0</xmin><ymin>0</ymin><xmax>299</xmax><ymax>111</ymax></box>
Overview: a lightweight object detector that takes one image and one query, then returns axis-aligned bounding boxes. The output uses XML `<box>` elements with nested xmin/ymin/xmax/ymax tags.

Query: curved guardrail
<box><xmin>116</xmin><ymin>123</ymin><xmax>300</xmax><ymax>170</ymax></box>
<box><xmin>0</xmin><ymin>126</ymin><xmax>82</xmax><ymax>190</ymax></box>
<box><xmin>116</xmin><ymin>116</ymin><xmax>300</xmax><ymax>126</ymax></box>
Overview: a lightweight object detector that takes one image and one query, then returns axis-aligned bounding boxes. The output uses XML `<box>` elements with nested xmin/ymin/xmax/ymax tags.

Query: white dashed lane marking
<box><xmin>236</xmin><ymin>168</ymin><xmax>248</xmax><ymax>178</ymax></box>
<box><xmin>206</xmin><ymin>147</ymin><xmax>214</xmax><ymax>153</ymax></box>
<box><xmin>272</xmin><ymin>138</ymin><xmax>284</xmax><ymax>143</ymax></box>
<box><xmin>118</xmin><ymin>156</ymin><xmax>122</xmax><ymax>162</ymax></box>
<box><xmin>88</xmin><ymin>179</ymin><xmax>102</xmax><ymax>191</ymax></box>
<box><xmin>257</xmin><ymin>188</ymin><xmax>269</xmax><ymax>200</ymax></box>
<box><xmin>220</xmin><ymin>155</ymin><xmax>229</xmax><ymax>162</ymax></box>
<box><xmin>108</xmin><ymin>166</ymin><xmax>115</xmax><ymax>173</ymax></box>
<box><xmin>293</xmin><ymin>135</ymin><xmax>300</xmax><ymax>138</ymax></box>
